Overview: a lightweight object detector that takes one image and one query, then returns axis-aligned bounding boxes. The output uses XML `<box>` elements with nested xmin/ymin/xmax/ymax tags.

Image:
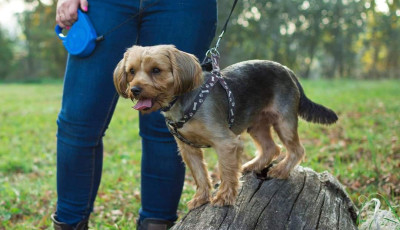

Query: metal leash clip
<box><xmin>209</xmin><ymin>48</ymin><xmax>221</xmax><ymax>73</ymax></box>
<box><xmin>203</xmin><ymin>44</ymin><xmax>221</xmax><ymax>73</ymax></box>
<box><xmin>201</xmin><ymin>0</ymin><xmax>237</xmax><ymax>71</ymax></box>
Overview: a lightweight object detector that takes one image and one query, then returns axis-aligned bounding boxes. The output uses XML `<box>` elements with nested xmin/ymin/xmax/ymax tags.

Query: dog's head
<box><xmin>113</xmin><ymin>45</ymin><xmax>203</xmax><ymax>113</ymax></box>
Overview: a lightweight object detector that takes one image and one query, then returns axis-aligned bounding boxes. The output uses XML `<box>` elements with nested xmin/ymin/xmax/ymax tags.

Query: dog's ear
<box><xmin>113</xmin><ymin>52</ymin><xmax>129</xmax><ymax>98</ymax></box>
<box><xmin>168</xmin><ymin>46</ymin><xmax>203</xmax><ymax>95</ymax></box>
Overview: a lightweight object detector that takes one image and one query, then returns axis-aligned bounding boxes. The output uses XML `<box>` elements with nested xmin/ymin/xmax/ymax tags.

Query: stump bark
<box><xmin>172</xmin><ymin>166</ymin><xmax>358</xmax><ymax>230</ymax></box>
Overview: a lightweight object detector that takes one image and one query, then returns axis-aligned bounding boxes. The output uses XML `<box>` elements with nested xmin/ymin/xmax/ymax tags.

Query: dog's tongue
<box><xmin>133</xmin><ymin>99</ymin><xmax>152</xmax><ymax>110</ymax></box>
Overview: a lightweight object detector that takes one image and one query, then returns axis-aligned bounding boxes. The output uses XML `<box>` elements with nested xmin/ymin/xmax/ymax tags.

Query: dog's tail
<box><xmin>292</xmin><ymin>73</ymin><xmax>338</xmax><ymax>125</ymax></box>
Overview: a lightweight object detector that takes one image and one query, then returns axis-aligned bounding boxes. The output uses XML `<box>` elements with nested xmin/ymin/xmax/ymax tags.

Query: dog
<box><xmin>113</xmin><ymin>45</ymin><xmax>338</xmax><ymax>209</ymax></box>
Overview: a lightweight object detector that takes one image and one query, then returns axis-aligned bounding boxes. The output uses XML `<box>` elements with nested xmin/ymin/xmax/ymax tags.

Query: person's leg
<box><xmin>55</xmin><ymin>0</ymin><xmax>140</xmax><ymax>225</ymax></box>
<box><xmin>137</xmin><ymin>0</ymin><xmax>217</xmax><ymax>223</ymax></box>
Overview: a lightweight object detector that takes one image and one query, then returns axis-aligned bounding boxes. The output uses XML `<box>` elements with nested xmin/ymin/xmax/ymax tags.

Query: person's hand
<box><xmin>56</xmin><ymin>0</ymin><xmax>88</xmax><ymax>29</ymax></box>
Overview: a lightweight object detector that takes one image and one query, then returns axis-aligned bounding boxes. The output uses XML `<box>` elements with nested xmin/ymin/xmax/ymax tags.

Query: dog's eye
<box><xmin>152</xmin><ymin>68</ymin><xmax>161</xmax><ymax>74</ymax></box>
<box><xmin>129</xmin><ymin>68</ymin><xmax>135</xmax><ymax>75</ymax></box>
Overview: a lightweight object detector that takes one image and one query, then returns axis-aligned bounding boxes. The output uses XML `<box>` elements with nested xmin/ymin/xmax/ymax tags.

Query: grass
<box><xmin>0</xmin><ymin>79</ymin><xmax>399</xmax><ymax>229</ymax></box>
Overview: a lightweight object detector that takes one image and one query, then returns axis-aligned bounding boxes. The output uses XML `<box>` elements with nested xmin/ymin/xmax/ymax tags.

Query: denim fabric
<box><xmin>56</xmin><ymin>0</ymin><xmax>217</xmax><ymax>225</ymax></box>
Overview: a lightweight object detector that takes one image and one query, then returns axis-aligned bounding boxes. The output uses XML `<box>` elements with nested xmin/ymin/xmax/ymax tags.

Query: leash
<box><xmin>165</xmin><ymin>0</ymin><xmax>238</xmax><ymax>148</ymax></box>
<box><xmin>95</xmin><ymin>0</ymin><xmax>160</xmax><ymax>42</ymax></box>
<box><xmin>201</xmin><ymin>0</ymin><xmax>239</xmax><ymax>70</ymax></box>
<box><xmin>214</xmin><ymin>0</ymin><xmax>239</xmax><ymax>50</ymax></box>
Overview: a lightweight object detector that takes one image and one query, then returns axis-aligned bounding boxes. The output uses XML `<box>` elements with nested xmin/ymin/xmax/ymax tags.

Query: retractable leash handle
<box><xmin>55</xmin><ymin>9</ymin><xmax>98</xmax><ymax>57</ymax></box>
<box><xmin>54</xmin><ymin>2</ymin><xmax>158</xmax><ymax>58</ymax></box>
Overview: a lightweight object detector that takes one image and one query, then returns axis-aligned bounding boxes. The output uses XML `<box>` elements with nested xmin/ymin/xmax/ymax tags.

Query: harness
<box><xmin>162</xmin><ymin>0</ymin><xmax>238</xmax><ymax>148</ymax></box>
<box><xmin>163</xmin><ymin>53</ymin><xmax>235</xmax><ymax>148</ymax></box>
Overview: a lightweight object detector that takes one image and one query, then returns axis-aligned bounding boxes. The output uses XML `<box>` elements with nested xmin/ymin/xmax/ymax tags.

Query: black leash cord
<box><xmin>202</xmin><ymin>0</ymin><xmax>238</xmax><ymax>66</ymax></box>
<box><xmin>96</xmin><ymin>0</ymin><xmax>161</xmax><ymax>42</ymax></box>
<box><xmin>97</xmin><ymin>0</ymin><xmax>238</xmax><ymax>45</ymax></box>
<box><xmin>214</xmin><ymin>0</ymin><xmax>239</xmax><ymax>49</ymax></box>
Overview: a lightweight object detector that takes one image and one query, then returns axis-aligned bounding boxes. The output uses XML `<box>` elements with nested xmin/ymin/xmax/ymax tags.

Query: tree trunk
<box><xmin>172</xmin><ymin>166</ymin><xmax>358</xmax><ymax>230</ymax></box>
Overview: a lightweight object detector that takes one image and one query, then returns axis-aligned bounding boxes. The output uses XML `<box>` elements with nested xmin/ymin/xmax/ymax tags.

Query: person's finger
<box><xmin>68</xmin><ymin>5</ymin><xmax>78</xmax><ymax>21</ymax></box>
<box><xmin>59</xmin><ymin>9</ymin><xmax>73</xmax><ymax>27</ymax></box>
<box><xmin>57</xmin><ymin>12</ymin><xmax>67</xmax><ymax>28</ymax></box>
<box><xmin>56</xmin><ymin>16</ymin><xmax>67</xmax><ymax>29</ymax></box>
<box><xmin>56</xmin><ymin>10</ymin><xmax>62</xmax><ymax>26</ymax></box>
<box><xmin>63</xmin><ymin>7</ymin><xmax>77</xmax><ymax>26</ymax></box>
<box><xmin>80</xmin><ymin>0</ymin><xmax>88</xmax><ymax>12</ymax></box>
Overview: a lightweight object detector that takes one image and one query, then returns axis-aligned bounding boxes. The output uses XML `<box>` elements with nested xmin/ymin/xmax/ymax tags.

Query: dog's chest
<box><xmin>176</xmin><ymin>119</ymin><xmax>214</xmax><ymax>147</ymax></box>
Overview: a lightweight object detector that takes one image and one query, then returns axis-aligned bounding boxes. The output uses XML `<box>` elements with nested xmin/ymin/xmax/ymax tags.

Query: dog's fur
<box><xmin>113</xmin><ymin>45</ymin><xmax>338</xmax><ymax>209</ymax></box>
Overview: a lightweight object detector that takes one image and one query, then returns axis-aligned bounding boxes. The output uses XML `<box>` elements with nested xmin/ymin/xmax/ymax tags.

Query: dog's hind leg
<box><xmin>242</xmin><ymin>124</ymin><xmax>280</xmax><ymax>173</ymax></box>
<box><xmin>176</xmin><ymin>140</ymin><xmax>212</xmax><ymax>210</ymax></box>
<box><xmin>268</xmin><ymin>114</ymin><xmax>305</xmax><ymax>179</ymax></box>
<box><xmin>212</xmin><ymin>135</ymin><xmax>244</xmax><ymax>206</ymax></box>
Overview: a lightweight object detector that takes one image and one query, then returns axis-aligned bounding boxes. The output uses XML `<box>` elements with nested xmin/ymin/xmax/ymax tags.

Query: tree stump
<box><xmin>172</xmin><ymin>166</ymin><xmax>358</xmax><ymax>230</ymax></box>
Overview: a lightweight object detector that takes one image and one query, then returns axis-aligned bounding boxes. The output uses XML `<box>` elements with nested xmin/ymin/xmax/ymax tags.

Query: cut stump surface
<box><xmin>172</xmin><ymin>166</ymin><xmax>358</xmax><ymax>230</ymax></box>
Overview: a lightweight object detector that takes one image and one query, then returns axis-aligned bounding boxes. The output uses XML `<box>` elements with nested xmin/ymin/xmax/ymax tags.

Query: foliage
<box><xmin>5</xmin><ymin>0</ymin><xmax>67</xmax><ymax>80</ymax></box>
<box><xmin>217</xmin><ymin>0</ymin><xmax>364</xmax><ymax>78</ymax></box>
<box><xmin>0</xmin><ymin>0</ymin><xmax>398</xmax><ymax>80</ymax></box>
<box><xmin>0</xmin><ymin>28</ymin><xmax>14</xmax><ymax>79</ymax></box>
<box><xmin>215</xmin><ymin>0</ymin><xmax>399</xmax><ymax>79</ymax></box>
<box><xmin>361</xmin><ymin>0</ymin><xmax>400</xmax><ymax>78</ymax></box>
<box><xmin>0</xmin><ymin>79</ymin><xmax>399</xmax><ymax>229</ymax></box>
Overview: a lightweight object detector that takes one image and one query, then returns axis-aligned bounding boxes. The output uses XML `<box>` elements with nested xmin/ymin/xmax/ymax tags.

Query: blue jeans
<box><xmin>56</xmin><ymin>0</ymin><xmax>216</xmax><ymax>225</ymax></box>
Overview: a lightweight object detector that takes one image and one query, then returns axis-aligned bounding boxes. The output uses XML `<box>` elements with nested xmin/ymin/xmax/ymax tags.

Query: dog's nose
<box><xmin>130</xmin><ymin>86</ymin><xmax>142</xmax><ymax>96</ymax></box>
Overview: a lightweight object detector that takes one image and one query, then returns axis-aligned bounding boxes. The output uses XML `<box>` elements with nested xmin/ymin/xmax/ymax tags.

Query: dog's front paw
<box><xmin>211</xmin><ymin>190</ymin><xmax>236</xmax><ymax>207</ymax></box>
<box><xmin>188</xmin><ymin>193</ymin><xmax>210</xmax><ymax>210</ymax></box>
<box><xmin>268</xmin><ymin>164</ymin><xmax>291</xmax><ymax>179</ymax></box>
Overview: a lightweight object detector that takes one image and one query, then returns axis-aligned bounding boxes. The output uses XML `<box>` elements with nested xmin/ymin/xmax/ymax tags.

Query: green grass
<box><xmin>0</xmin><ymin>79</ymin><xmax>399</xmax><ymax>229</ymax></box>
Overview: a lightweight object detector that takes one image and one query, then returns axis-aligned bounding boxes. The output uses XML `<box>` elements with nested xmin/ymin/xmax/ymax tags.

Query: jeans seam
<box><xmin>96</xmin><ymin>93</ymin><xmax>119</xmax><ymax>146</ymax></box>
<box><xmin>137</xmin><ymin>0</ymin><xmax>144</xmax><ymax>40</ymax></box>
<box><xmin>83</xmin><ymin>92</ymin><xmax>119</xmax><ymax>217</ymax></box>
<box><xmin>138</xmin><ymin>0</ymin><xmax>144</xmax><ymax>20</ymax></box>
<box><xmin>84</xmin><ymin>146</ymin><xmax>97</xmax><ymax>218</ymax></box>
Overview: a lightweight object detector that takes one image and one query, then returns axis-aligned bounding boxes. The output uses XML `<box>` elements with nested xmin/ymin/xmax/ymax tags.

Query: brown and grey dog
<box><xmin>113</xmin><ymin>45</ymin><xmax>338</xmax><ymax>209</ymax></box>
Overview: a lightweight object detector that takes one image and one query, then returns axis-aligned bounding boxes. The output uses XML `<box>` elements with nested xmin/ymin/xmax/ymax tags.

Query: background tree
<box><xmin>1</xmin><ymin>0</ymin><xmax>399</xmax><ymax>80</ymax></box>
<box><xmin>384</xmin><ymin>0</ymin><xmax>400</xmax><ymax>78</ymax></box>
<box><xmin>14</xmin><ymin>0</ymin><xmax>66</xmax><ymax>80</ymax></box>
<box><xmin>216</xmin><ymin>0</ymin><xmax>398</xmax><ymax>79</ymax></box>
<box><xmin>0</xmin><ymin>28</ymin><xmax>14</xmax><ymax>79</ymax></box>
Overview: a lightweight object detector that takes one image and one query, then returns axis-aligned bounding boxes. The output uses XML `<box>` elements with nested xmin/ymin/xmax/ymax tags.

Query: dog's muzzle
<box><xmin>131</xmin><ymin>86</ymin><xmax>142</xmax><ymax>96</ymax></box>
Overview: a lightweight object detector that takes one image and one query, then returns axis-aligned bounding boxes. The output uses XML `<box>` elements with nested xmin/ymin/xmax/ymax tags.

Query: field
<box><xmin>1</xmin><ymin>79</ymin><xmax>399</xmax><ymax>229</ymax></box>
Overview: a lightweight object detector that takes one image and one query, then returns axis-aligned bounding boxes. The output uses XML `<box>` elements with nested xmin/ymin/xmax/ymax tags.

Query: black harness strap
<box><xmin>210</xmin><ymin>53</ymin><xmax>235</xmax><ymax>127</ymax></box>
<box><xmin>160</xmin><ymin>97</ymin><xmax>178</xmax><ymax>112</ymax></box>
<box><xmin>165</xmin><ymin>119</ymin><xmax>210</xmax><ymax>148</ymax></box>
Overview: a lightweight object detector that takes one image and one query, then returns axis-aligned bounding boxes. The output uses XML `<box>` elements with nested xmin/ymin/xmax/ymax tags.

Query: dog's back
<box><xmin>218</xmin><ymin>60</ymin><xmax>337</xmax><ymax>134</ymax></box>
